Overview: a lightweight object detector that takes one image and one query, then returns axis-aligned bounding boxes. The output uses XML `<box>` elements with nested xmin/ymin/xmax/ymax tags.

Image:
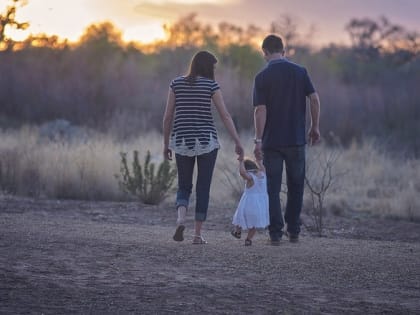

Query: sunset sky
<box><xmin>3</xmin><ymin>0</ymin><xmax>420</xmax><ymax>46</ymax></box>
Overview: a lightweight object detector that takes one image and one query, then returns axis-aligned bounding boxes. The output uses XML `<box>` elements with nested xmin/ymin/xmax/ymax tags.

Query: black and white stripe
<box><xmin>169</xmin><ymin>76</ymin><xmax>220</xmax><ymax>156</ymax></box>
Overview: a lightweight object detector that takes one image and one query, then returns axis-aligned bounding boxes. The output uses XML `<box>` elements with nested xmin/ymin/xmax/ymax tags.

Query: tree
<box><xmin>163</xmin><ymin>13</ymin><xmax>217</xmax><ymax>49</ymax></box>
<box><xmin>21</xmin><ymin>33</ymin><xmax>69</xmax><ymax>50</ymax></box>
<box><xmin>79</xmin><ymin>21</ymin><xmax>124</xmax><ymax>48</ymax></box>
<box><xmin>345</xmin><ymin>16</ymin><xmax>419</xmax><ymax>63</ymax></box>
<box><xmin>0</xmin><ymin>0</ymin><xmax>29</xmax><ymax>50</ymax></box>
<box><xmin>270</xmin><ymin>15</ymin><xmax>299</xmax><ymax>48</ymax></box>
<box><xmin>269</xmin><ymin>14</ymin><xmax>315</xmax><ymax>53</ymax></box>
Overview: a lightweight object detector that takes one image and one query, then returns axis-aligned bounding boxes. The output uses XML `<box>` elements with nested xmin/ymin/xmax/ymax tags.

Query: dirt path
<box><xmin>1</xmin><ymin>197</ymin><xmax>420</xmax><ymax>314</ymax></box>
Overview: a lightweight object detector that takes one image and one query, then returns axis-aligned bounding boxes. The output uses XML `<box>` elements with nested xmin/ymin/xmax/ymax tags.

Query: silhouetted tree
<box><xmin>0</xmin><ymin>12</ymin><xmax>419</xmax><ymax>155</ymax></box>
<box><xmin>270</xmin><ymin>15</ymin><xmax>299</xmax><ymax>48</ymax></box>
<box><xmin>163</xmin><ymin>13</ymin><xmax>217</xmax><ymax>49</ymax></box>
<box><xmin>0</xmin><ymin>0</ymin><xmax>28</xmax><ymax>50</ymax></box>
<box><xmin>345</xmin><ymin>16</ymin><xmax>419</xmax><ymax>63</ymax></box>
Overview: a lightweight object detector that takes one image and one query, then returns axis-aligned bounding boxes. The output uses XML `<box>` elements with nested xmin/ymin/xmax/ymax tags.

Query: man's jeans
<box><xmin>263</xmin><ymin>146</ymin><xmax>305</xmax><ymax>240</ymax></box>
<box><xmin>175</xmin><ymin>149</ymin><xmax>218</xmax><ymax>222</ymax></box>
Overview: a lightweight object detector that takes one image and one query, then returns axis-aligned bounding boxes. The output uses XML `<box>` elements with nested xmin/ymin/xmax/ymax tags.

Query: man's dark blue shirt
<box><xmin>253</xmin><ymin>58</ymin><xmax>315</xmax><ymax>148</ymax></box>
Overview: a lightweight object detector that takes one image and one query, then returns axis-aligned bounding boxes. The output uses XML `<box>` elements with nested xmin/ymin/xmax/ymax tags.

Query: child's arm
<box><xmin>256</xmin><ymin>159</ymin><xmax>265</xmax><ymax>172</ymax></box>
<box><xmin>239</xmin><ymin>159</ymin><xmax>253</xmax><ymax>182</ymax></box>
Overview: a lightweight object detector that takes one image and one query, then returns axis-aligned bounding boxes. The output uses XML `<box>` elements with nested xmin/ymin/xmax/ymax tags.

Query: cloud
<box><xmin>133</xmin><ymin>1</ymin><xmax>225</xmax><ymax>21</ymax></box>
<box><xmin>135</xmin><ymin>0</ymin><xmax>265</xmax><ymax>23</ymax></box>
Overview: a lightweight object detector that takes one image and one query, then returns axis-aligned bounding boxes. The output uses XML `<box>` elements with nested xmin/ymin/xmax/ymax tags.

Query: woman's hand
<box><xmin>235</xmin><ymin>142</ymin><xmax>244</xmax><ymax>161</ymax></box>
<box><xmin>164</xmin><ymin>147</ymin><xmax>173</xmax><ymax>161</ymax></box>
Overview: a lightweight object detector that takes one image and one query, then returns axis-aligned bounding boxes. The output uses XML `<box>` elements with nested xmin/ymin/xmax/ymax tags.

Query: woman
<box><xmin>163</xmin><ymin>51</ymin><xmax>244</xmax><ymax>244</ymax></box>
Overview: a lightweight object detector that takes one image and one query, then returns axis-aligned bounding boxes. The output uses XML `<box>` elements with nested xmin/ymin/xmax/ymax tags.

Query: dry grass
<box><xmin>0</xmin><ymin>127</ymin><xmax>419</xmax><ymax>221</ymax></box>
<box><xmin>329</xmin><ymin>141</ymin><xmax>420</xmax><ymax>221</ymax></box>
<box><xmin>0</xmin><ymin>127</ymin><xmax>163</xmax><ymax>200</ymax></box>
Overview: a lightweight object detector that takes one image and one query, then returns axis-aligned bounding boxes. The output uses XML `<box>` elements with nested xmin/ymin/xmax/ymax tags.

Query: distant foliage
<box><xmin>345</xmin><ymin>16</ymin><xmax>419</xmax><ymax>63</ymax></box>
<box><xmin>0</xmin><ymin>0</ymin><xmax>29</xmax><ymax>50</ymax></box>
<box><xmin>0</xmin><ymin>149</ymin><xmax>18</xmax><ymax>194</ymax></box>
<box><xmin>117</xmin><ymin>150</ymin><xmax>177</xmax><ymax>205</ymax></box>
<box><xmin>1</xmin><ymin>4</ymin><xmax>420</xmax><ymax>155</ymax></box>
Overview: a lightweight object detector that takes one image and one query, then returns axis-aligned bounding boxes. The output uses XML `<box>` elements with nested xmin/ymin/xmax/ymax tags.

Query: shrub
<box><xmin>304</xmin><ymin>147</ymin><xmax>342</xmax><ymax>236</ymax></box>
<box><xmin>117</xmin><ymin>150</ymin><xmax>177</xmax><ymax>205</ymax></box>
<box><xmin>0</xmin><ymin>149</ymin><xmax>19</xmax><ymax>194</ymax></box>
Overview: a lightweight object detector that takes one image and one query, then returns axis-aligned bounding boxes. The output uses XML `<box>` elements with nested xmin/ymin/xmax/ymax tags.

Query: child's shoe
<box><xmin>230</xmin><ymin>227</ymin><xmax>242</xmax><ymax>239</ymax></box>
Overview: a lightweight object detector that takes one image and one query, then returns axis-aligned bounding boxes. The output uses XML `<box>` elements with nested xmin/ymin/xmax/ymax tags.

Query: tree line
<box><xmin>1</xmin><ymin>1</ymin><xmax>419</xmax><ymax>156</ymax></box>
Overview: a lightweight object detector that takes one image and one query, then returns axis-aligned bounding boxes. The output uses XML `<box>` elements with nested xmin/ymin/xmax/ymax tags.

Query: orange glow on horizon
<box><xmin>1</xmin><ymin>0</ymin><xmax>169</xmax><ymax>45</ymax></box>
<box><xmin>2</xmin><ymin>0</ymin><xmax>420</xmax><ymax>48</ymax></box>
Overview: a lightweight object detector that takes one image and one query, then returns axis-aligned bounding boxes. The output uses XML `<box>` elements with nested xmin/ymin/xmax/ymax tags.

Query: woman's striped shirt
<box><xmin>169</xmin><ymin>76</ymin><xmax>221</xmax><ymax>156</ymax></box>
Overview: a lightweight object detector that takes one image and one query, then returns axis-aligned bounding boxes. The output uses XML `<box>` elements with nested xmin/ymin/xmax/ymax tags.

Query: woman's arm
<box><xmin>162</xmin><ymin>88</ymin><xmax>176</xmax><ymax>160</ymax></box>
<box><xmin>212</xmin><ymin>89</ymin><xmax>244</xmax><ymax>159</ymax></box>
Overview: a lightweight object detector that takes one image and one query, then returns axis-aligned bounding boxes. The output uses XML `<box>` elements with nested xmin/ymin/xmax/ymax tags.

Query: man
<box><xmin>253</xmin><ymin>34</ymin><xmax>320</xmax><ymax>245</ymax></box>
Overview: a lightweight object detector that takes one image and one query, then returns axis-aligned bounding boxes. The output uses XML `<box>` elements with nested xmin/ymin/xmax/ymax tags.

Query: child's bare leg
<box><xmin>246</xmin><ymin>228</ymin><xmax>256</xmax><ymax>241</ymax></box>
<box><xmin>244</xmin><ymin>228</ymin><xmax>256</xmax><ymax>246</ymax></box>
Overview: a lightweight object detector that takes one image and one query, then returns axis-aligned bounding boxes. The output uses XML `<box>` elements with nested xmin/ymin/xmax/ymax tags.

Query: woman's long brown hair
<box><xmin>186</xmin><ymin>51</ymin><xmax>217</xmax><ymax>83</ymax></box>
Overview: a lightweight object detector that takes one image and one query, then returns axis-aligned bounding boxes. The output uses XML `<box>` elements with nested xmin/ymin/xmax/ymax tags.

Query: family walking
<box><xmin>162</xmin><ymin>34</ymin><xmax>321</xmax><ymax>246</ymax></box>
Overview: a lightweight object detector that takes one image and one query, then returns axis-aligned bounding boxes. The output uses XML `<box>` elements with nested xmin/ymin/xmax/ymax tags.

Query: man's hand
<box><xmin>253</xmin><ymin>142</ymin><xmax>263</xmax><ymax>160</ymax></box>
<box><xmin>308</xmin><ymin>126</ymin><xmax>320</xmax><ymax>146</ymax></box>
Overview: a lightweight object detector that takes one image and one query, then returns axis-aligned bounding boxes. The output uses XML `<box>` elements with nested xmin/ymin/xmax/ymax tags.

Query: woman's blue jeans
<box><xmin>263</xmin><ymin>146</ymin><xmax>305</xmax><ymax>240</ymax></box>
<box><xmin>175</xmin><ymin>149</ymin><xmax>218</xmax><ymax>222</ymax></box>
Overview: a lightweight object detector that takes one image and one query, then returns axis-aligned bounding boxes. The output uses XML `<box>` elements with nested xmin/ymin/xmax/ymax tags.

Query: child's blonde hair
<box><xmin>243</xmin><ymin>157</ymin><xmax>258</xmax><ymax>172</ymax></box>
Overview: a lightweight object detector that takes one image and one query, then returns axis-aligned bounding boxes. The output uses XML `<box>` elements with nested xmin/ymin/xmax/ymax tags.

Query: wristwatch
<box><xmin>254</xmin><ymin>138</ymin><xmax>262</xmax><ymax>144</ymax></box>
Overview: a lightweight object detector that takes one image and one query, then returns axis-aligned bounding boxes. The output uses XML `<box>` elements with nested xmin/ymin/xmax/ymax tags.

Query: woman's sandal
<box><xmin>230</xmin><ymin>228</ymin><xmax>242</xmax><ymax>239</ymax></box>
<box><xmin>192</xmin><ymin>235</ymin><xmax>208</xmax><ymax>245</ymax></box>
<box><xmin>244</xmin><ymin>238</ymin><xmax>252</xmax><ymax>246</ymax></box>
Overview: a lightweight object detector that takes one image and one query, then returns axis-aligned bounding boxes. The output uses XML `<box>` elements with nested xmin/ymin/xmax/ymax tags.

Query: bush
<box><xmin>117</xmin><ymin>150</ymin><xmax>177</xmax><ymax>205</ymax></box>
<box><xmin>304</xmin><ymin>147</ymin><xmax>342</xmax><ymax>236</ymax></box>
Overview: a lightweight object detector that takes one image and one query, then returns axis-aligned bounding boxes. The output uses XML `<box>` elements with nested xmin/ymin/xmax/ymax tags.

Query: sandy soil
<box><xmin>1</xmin><ymin>195</ymin><xmax>420</xmax><ymax>314</ymax></box>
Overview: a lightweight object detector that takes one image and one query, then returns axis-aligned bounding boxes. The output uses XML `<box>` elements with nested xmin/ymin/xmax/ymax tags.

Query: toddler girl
<box><xmin>231</xmin><ymin>157</ymin><xmax>269</xmax><ymax>245</ymax></box>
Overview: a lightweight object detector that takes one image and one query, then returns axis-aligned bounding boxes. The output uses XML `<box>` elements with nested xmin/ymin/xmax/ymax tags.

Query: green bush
<box><xmin>117</xmin><ymin>150</ymin><xmax>177</xmax><ymax>205</ymax></box>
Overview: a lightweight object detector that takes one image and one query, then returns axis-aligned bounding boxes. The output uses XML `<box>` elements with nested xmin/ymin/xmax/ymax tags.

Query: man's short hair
<box><xmin>262</xmin><ymin>35</ymin><xmax>284</xmax><ymax>54</ymax></box>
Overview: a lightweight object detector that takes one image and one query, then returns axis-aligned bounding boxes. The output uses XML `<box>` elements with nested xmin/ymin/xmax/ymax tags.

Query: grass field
<box><xmin>0</xmin><ymin>126</ymin><xmax>419</xmax><ymax>221</ymax></box>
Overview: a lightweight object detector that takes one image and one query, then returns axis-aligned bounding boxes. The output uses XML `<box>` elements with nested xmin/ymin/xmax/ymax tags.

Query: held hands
<box><xmin>235</xmin><ymin>142</ymin><xmax>244</xmax><ymax>161</ymax></box>
<box><xmin>253</xmin><ymin>142</ymin><xmax>263</xmax><ymax>161</ymax></box>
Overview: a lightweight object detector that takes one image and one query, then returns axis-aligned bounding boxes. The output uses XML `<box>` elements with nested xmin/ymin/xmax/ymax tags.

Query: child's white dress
<box><xmin>232</xmin><ymin>172</ymin><xmax>269</xmax><ymax>229</ymax></box>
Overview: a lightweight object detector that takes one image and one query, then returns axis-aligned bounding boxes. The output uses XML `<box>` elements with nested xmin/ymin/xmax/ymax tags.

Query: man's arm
<box><xmin>308</xmin><ymin>92</ymin><xmax>320</xmax><ymax>145</ymax></box>
<box><xmin>253</xmin><ymin>105</ymin><xmax>266</xmax><ymax>160</ymax></box>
